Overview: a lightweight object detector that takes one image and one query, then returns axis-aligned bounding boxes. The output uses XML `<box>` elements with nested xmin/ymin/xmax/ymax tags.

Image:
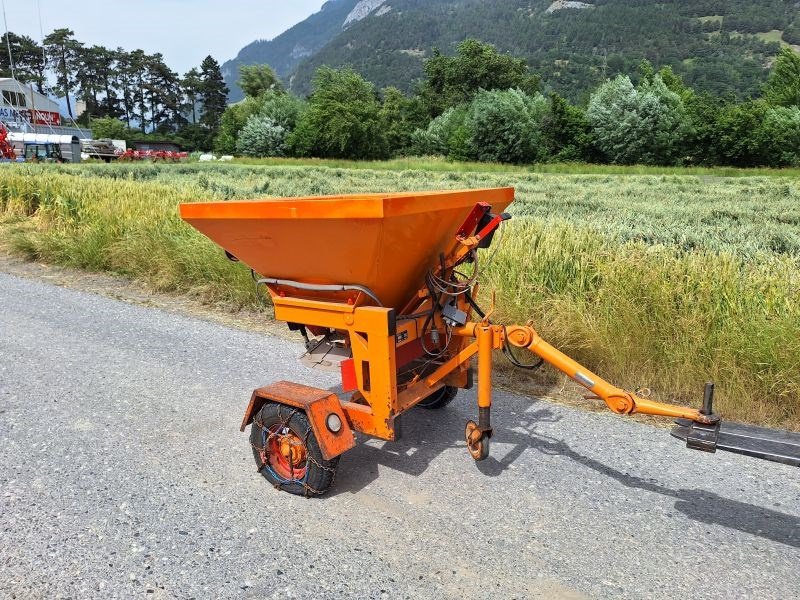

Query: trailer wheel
<box><xmin>465</xmin><ymin>420</ymin><xmax>490</xmax><ymax>461</ymax></box>
<box><xmin>250</xmin><ymin>402</ymin><xmax>339</xmax><ymax>497</ymax></box>
<box><xmin>417</xmin><ymin>385</ymin><xmax>458</xmax><ymax>409</ymax></box>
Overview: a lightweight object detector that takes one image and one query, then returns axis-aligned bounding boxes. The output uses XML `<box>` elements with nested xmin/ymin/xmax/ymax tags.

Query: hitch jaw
<box><xmin>677</xmin><ymin>381</ymin><xmax>721</xmax><ymax>452</ymax></box>
<box><xmin>673</xmin><ymin>419</ymin><xmax>720</xmax><ymax>453</ymax></box>
<box><xmin>671</xmin><ymin>382</ymin><xmax>800</xmax><ymax>467</ymax></box>
<box><xmin>672</xmin><ymin>382</ymin><xmax>721</xmax><ymax>453</ymax></box>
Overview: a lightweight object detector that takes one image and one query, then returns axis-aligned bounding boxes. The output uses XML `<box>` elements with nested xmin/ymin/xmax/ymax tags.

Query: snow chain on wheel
<box><xmin>250</xmin><ymin>402</ymin><xmax>339</xmax><ymax>497</ymax></box>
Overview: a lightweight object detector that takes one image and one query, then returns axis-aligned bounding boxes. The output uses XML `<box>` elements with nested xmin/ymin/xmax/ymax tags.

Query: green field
<box><xmin>1</xmin><ymin>162</ymin><xmax>798</xmax><ymax>428</ymax></box>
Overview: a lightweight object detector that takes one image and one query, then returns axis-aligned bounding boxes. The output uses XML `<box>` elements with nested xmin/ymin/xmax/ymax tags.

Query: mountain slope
<box><xmin>221</xmin><ymin>0</ymin><xmax>361</xmax><ymax>102</ymax></box>
<box><xmin>228</xmin><ymin>0</ymin><xmax>800</xmax><ymax>101</ymax></box>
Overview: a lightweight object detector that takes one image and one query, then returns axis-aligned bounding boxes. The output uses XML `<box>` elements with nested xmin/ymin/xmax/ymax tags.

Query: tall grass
<box><xmin>2</xmin><ymin>163</ymin><xmax>798</xmax><ymax>427</ymax></box>
<box><xmin>230</xmin><ymin>156</ymin><xmax>800</xmax><ymax>178</ymax></box>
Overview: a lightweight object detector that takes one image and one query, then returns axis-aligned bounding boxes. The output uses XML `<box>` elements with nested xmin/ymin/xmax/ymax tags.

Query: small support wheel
<box><xmin>465</xmin><ymin>420</ymin><xmax>490</xmax><ymax>461</ymax></box>
<box><xmin>250</xmin><ymin>402</ymin><xmax>339</xmax><ymax>497</ymax></box>
<box><xmin>417</xmin><ymin>385</ymin><xmax>458</xmax><ymax>409</ymax></box>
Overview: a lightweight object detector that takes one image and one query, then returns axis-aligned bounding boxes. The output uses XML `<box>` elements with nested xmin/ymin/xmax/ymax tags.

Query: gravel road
<box><xmin>1</xmin><ymin>272</ymin><xmax>798</xmax><ymax>599</ymax></box>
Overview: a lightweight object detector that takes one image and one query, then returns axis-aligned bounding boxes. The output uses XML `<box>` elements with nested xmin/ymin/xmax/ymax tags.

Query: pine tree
<box><xmin>43</xmin><ymin>28</ymin><xmax>82</xmax><ymax>119</ymax></box>
<box><xmin>199</xmin><ymin>56</ymin><xmax>228</xmax><ymax>135</ymax></box>
<box><xmin>182</xmin><ymin>68</ymin><xmax>203</xmax><ymax>124</ymax></box>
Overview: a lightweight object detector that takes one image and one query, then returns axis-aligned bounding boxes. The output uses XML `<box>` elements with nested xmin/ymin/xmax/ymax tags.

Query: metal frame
<box><xmin>253</xmin><ymin>203</ymin><xmax>718</xmax><ymax>456</ymax></box>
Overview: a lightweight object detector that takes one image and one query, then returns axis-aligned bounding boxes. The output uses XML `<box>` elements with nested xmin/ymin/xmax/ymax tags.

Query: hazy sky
<box><xmin>1</xmin><ymin>0</ymin><xmax>329</xmax><ymax>74</ymax></box>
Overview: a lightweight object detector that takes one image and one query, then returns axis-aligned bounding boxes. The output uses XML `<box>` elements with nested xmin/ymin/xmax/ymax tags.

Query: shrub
<box><xmin>541</xmin><ymin>93</ymin><xmax>592</xmax><ymax>162</ymax></box>
<box><xmin>717</xmin><ymin>101</ymin><xmax>770</xmax><ymax>167</ymax></box>
<box><xmin>465</xmin><ymin>88</ymin><xmax>547</xmax><ymax>164</ymax></box>
<box><xmin>214</xmin><ymin>96</ymin><xmax>264</xmax><ymax>154</ymax></box>
<box><xmin>410</xmin><ymin>105</ymin><xmax>470</xmax><ymax>158</ymax></box>
<box><xmin>235</xmin><ymin>116</ymin><xmax>287</xmax><ymax>157</ymax></box>
<box><xmin>748</xmin><ymin>106</ymin><xmax>800</xmax><ymax>167</ymax></box>
<box><xmin>587</xmin><ymin>74</ymin><xmax>686</xmax><ymax>165</ymax></box>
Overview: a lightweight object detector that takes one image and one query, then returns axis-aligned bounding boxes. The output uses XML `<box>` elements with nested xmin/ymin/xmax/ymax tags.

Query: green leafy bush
<box><xmin>410</xmin><ymin>105</ymin><xmax>469</xmax><ymax>158</ymax></box>
<box><xmin>465</xmin><ymin>89</ymin><xmax>547</xmax><ymax>164</ymax></box>
<box><xmin>235</xmin><ymin>116</ymin><xmax>287</xmax><ymax>157</ymax></box>
<box><xmin>288</xmin><ymin>67</ymin><xmax>387</xmax><ymax>159</ymax></box>
<box><xmin>587</xmin><ymin>75</ymin><xmax>687</xmax><ymax>165</ymax></box>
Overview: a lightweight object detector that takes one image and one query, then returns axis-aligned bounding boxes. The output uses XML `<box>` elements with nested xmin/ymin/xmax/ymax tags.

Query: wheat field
<box><xmin>2</xmin><ymin>162</ymin><xmax>798</xmax><ymax>427</ymax></box>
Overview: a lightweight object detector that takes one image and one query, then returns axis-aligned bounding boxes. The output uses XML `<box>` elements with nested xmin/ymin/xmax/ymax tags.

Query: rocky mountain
<box><xmin>225</xmin><ymin>0</ymin><xmax>800</xmax><ymax>102</ymax></box>
<box><xmin>221</xmin><ymin>0</ymin><xmax>361</xmax><ymax>102</ymax></box>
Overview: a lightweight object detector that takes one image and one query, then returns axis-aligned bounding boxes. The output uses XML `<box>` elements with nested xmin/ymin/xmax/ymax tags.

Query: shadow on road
<box><xmin>329</xmin><ymin>393</ymin><xmax>800</xmax><ymax>548</ymax></box>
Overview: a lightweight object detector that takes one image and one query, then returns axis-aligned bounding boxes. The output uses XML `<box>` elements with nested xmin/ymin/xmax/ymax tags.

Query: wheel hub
<box><xmin>266</xmin><ymin>425</ymin><xmax>309</xmax><ymax>480</ymax></box>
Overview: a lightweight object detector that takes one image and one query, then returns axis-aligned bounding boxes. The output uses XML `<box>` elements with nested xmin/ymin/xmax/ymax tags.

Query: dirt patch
<box><xmin>0</xmin><ymin>244</ymin><xmax>290</xmax><ymax>340</ymax></box>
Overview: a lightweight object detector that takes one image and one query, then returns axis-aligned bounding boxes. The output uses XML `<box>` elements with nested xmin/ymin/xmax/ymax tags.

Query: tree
<box><xmin>44</xmin><ymin>28</ymin><xmax>82</xmax><ymax>119</ymax></box>
<box><xmin>238</xmin><ymin>64</ymin><xmax>283</xmax><ymax>98</ymax></box>
<box><xmin>379</xmin><ymin>87</ymin><xmax>427</xmax><ymax>156</ymax></box>
<box><xmin>587</xmin><ymin>74</ymin><xmax>686</xmax><ymax>165</ymax></box>
<box><xmin>465</xmin><ymin>88</ymin><xmax>547</xmax><ymax>164</ymax></box>
<box><xmin>236</xmin><ymin>115</ymin><xmax>287</xmax><ymax>157</ymax></box>
<box><xmin>91</xmin><ymin>46</ymin><xmax>122</xmax><ymax>119</ymax></box>
<box><xmin>182</xmin><ymin>68</ymin><xmax>203</xmax><ymax>124</ymax></box>
<box><xmin>91</xmin><ymin>116</ymin><xmax>130</xmax><ymax>142</ymax></box>
<box><xmin>764</xmin><ymin>47</ymin><xmax>800</xmax><ymax>107</ymax></box>
<box><xmin>0</xmin><ymin>33</ymin><xmax>47</xmax><ymax>93</ymax></box>
<box><xmin>124</xmin><ymin>49</ymin><xmax>150</xmax><ymax>132</ymax></box>
<box><xmin>199</xmin><ymin>55</ymin><xmax>229</xmax><ymax>135</ymax></box>
<box><xmin>144</xmin><ymin>54</ymin><xmax>185</xmax><ymax>133</ymax></box>
<box><xmin>657</xmin><ymin>66</ymin><xmax>694</xmax><ymax>103</ymax></box>
<box><xmin>75</xmin><ymin>45</ymin><xmax>114</xmax><ymax>122</ymax></box>
<box><xmin>419</xmin><ymin>39</ymin><xmax>540</xmax><ymax>116</ymax></box>
<box><xmin>114</xmin><ymin>49</ymin><xmax>138</xmax><ymax>128</ymax></box>
<box><xmin>541</xmin><ymin>93</ymin><xmax>591</xmax><ymax>162</ymax></box>
<box><xmin>288</xmin><ymin>67</ymin><xmax>386</xmax><ymax>159</ymax></box>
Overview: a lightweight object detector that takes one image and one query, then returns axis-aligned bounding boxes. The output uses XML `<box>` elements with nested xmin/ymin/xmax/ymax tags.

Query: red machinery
<box><xmin>119</xmin><ymin>149</ymin><xmax>189</xmax><ymax>162</ymax></box>
<box><xmin>0</xmin><ymin>123</ymin><xmax>17</xmax><ymax>160</ymax></box>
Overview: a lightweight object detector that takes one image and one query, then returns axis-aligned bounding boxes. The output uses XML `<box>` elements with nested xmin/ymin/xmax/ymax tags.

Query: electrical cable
<box><xmin>464</xmin><ymin>290</ymin><xmax>544</xmax><ymax>371</ymax></box>
<box><xmin>502</xmin><ymin>329</ymin><xmax>544</xmax><ymax>370</ymax></box>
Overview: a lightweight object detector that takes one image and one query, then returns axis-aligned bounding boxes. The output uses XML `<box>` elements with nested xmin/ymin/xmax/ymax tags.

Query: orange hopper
<box><xmin>180</xmin><ymin>186</ymin><xmax>799</xmax><ymax>497</ymax></box>
<box><xmin>180</xmin><ymin>188</ymin><xmax>514</xmax><ymax>309</ymax></box>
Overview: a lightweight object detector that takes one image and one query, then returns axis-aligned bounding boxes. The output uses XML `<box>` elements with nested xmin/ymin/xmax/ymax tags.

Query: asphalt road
<box><xmin>1</xmin><ymin>272</ymin><xmax>798</xmax><ymax>599</ymax></box>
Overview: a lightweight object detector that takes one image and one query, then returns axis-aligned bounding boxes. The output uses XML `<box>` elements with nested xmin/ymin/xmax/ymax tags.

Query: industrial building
<box><xmin>0</xmin><ymin>77</ymin><xmax>86</xmax><ymax>138</ymax></box>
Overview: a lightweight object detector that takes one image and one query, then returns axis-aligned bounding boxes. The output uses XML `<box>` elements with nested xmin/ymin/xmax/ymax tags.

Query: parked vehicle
<box><xmin>24</xmin><ymin>142</ymin><xmax>64</xmax><ymax>163</ymax></box>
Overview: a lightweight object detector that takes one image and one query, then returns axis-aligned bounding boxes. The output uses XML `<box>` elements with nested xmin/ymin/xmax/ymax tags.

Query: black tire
<box><xmin>417</xmin><ymin>385</ymin><xmax>458</xmax><ymax>409</ymax></box>
<box><xmin>250</xmin><ymin>402</ymin><xmax>339</xmax><ymax>496</ymax></box>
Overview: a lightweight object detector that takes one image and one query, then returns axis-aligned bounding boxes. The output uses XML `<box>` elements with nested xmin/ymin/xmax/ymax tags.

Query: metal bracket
<box><xmin>241</xmin><ymin>381</ymin><xmax>356</xmax><ymax>460</ymax></box>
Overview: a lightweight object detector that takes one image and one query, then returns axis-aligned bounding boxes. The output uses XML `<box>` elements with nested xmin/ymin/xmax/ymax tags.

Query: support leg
<box><xmin>466</xmin><ymin>325</ymin><xmax>493</xmax><ymax>460</ymax></box>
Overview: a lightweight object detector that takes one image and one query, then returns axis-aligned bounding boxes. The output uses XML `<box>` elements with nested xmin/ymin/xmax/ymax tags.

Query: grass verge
<box><xmin>2</xmin><ymin>163</ymin><xmax>798</xmax><ymax>428</ymax></box>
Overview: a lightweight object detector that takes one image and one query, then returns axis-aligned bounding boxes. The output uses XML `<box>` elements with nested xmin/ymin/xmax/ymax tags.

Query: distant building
<box><xmin>131</xmin><ymin>140</ymin><xmax>183</xmax><ymax>153</ymax></box>
<box><xmin>0</xmin><ymin>78</ymin><xmax>87</xmax><ymax>138</ymax></box>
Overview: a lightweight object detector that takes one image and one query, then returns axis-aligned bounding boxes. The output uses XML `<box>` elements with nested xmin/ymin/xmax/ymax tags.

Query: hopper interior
<box><xmin>179</xmin><ymin>187</ymin><xmax>514</xmax><ymax>309</ymax></box>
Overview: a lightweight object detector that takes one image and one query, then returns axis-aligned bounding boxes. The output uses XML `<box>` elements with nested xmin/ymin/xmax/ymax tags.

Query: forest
<box><xmin>0</xmin><ymin>29</ymin><xmax>228</xmax><ymax>149</ymax></box>
<box><xmin>288</xmin><ymin>0</ymin><xmax>800</xmax><ymax>101</ymax></box>
<box><xmin>4</xmin><ymin>27</ymin><xmax>800</xmax><ymax>169</ymax></box>
<box><xmin>218</xmin><ymin>40</ymin><xmax>800</xmax><ymax>168</ymax></box>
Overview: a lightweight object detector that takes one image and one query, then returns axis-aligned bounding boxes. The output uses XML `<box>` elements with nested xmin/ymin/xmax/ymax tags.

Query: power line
<box><xmin>1</xmin><ymin>0</ymin><xmax>16</xmax><ymax>80</ymax></box>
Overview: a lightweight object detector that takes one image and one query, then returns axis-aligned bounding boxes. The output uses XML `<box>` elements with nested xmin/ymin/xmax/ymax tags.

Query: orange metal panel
<box><xmin>180</xmin><ymin>188</ymin><xmax>514</xmax><ymax>309</ymax></box>
<box><xmin>244</xmin><ymin>381</ymin><xmax>356</xmax><ymax>460</ymax></box>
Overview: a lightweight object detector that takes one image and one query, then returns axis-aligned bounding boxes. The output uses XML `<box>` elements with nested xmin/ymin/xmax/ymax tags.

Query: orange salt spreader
<box><xmin>180</xmin><ymin>187</ymin><xmax>799</xmax><ymax>496</ymax></box>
